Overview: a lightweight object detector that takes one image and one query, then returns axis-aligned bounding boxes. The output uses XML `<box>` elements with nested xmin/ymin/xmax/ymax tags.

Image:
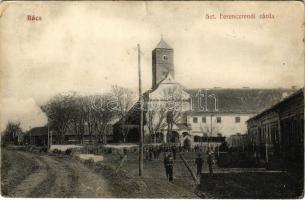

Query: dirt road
<box><xmin>2</xmin><ymin>150</ymin><xmax>114</xmax><ymax>198</ymax></box>
<box><xmin>2</xmin><ymin>149</ymin><xmax>200</xmax><ymax>198</ymax></box>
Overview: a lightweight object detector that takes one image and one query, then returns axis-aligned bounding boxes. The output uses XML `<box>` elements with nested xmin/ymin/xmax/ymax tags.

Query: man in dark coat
<box><xmin>195</xmin><ymin>153</ymin><xmax>204</xmax><ymax>176</ymax></box>
<box><xmin>167</xmin><ymin>153</ymin><xmax>174</xmax><ymax>182</ymax></box>
<box><xmin>207</xmin><ymin>152</ymin><xmax>214</xmax><ymax>175</ymax></box>
<box><xmin>163</xmin><ymin>153</ymin><xmax>169</xmax><ymax>179</ymax></box>
<box><xmin>172</xmin><ymin>145</ymin><xmax>177</xmax><ymax>160</ymax></box>
<box><xmin>149</xmin><ymin>147</ymin><xmax>153</xmax><ymax>160</ymax></box>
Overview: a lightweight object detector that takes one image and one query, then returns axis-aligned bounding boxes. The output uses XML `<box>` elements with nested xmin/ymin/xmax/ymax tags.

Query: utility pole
<box><xmin>138</xmin><ymin>44</ymin><xmax>144</xmax><ymax>176</ymax></box>
<box><xmin>210</xmin><ymin>115</ymin><xmax>213</xmax><ymax>137</ymax></box>
<box><xmin>208</xmin><ymin>114</ymin><xmax>213</xmax><ymax>151</ymax></box>
<box><xmin>47</xmin><ymin>119</ymin><xmax>50</xmax><ymax>149</ymax></box>
<box><xmin>205</xmin><ymin>89</ymin><xmax>208</xmax><ymax>111</ymax></box>
<box><xmin>29</xmin><ymin>126</ymin><xmax>32</xmax><ymax>145</ymax></box>
<box><xmin>265</xmin><ymin>127</ymin><xmax>269</xmax><ymax>169</ymax></box>
<box><xmin>50</xmin><ymin>131</ymin><xmax>53</xmax><ymax>146</ymax></box>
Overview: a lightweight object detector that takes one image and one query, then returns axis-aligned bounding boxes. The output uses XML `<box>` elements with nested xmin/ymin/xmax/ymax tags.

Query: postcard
<box><xmin>0</xmin><ymin>1</ymin><xmax>304</xmax><ymax>198</ymax></box>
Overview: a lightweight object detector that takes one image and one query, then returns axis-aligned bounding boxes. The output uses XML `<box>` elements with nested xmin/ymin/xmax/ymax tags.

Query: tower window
<box><xmin>163</xmin><ymin>55</ymin><xmax>168</xmax><ymax>60</ymax></box>
<box><xmin>235</xmin><ymin>117</ymin><xmax>240</xmax><ymax>123</ymax></box>
<box><xmin>193</xmin><ymin>117</ymin><xmax>198</xmax><ymax>123</ymax></box>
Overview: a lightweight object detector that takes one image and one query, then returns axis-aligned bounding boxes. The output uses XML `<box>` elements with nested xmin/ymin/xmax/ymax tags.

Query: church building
<box><xmin>113</xmin><ymin>38</ymin><xmax>296</xmax><ymax>149</ymax></box>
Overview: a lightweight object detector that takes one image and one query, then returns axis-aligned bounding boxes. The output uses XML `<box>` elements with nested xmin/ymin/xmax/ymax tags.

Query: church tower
<box><xmin>152</xmin><ymin>37</ymin><xmax>174</xmax><ymax>89</ymax></box>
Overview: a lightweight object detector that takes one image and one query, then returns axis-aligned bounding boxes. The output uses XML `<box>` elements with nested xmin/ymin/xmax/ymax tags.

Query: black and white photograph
<box><xmin>0</xmin><ymin>1</ymin><xmax>304</xmax><ymax>198</ymax></box>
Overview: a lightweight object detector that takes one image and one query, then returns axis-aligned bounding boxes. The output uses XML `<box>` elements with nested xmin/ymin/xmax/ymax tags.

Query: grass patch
<box><xmin>198</xmin><ymin>172</ymin><xmax>303</xmax><ymax>198</ymax></box>
<box><xmin>1</xmin><ymin>149</ymin><xmax>38</xmax><ymax>196</ymax></box>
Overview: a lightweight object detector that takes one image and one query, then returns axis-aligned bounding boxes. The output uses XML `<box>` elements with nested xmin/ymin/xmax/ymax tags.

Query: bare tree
<box><xmin>90</xmin><ymin>93</ymin><xmax>115</xmax><ymax>144</ymax></box>
<box><xmin>40</xmin><ymin>88</ymin><xmax>135</xmax><ymax>145</ymax></box>
<box><xmin>146</xmin><ymin>86</ymin><xmax>185</xmax><ymax>143</ymax></box>
<box><xmin>41</xmin><ymin>93</ymin><xmax>75</xmax><ymax>144</ymax></box>
<box><xmin>2</xmin><ymin>121</ymin><xmax>22</xmax><ymax>145</ymax></box>
<box><xmin>69</xmin><ymin>95</ymin><xmax>86</xmax><ymax>144</ymax></box>
<box><xmin>146</xmin><ymin>105</ymin><xmax>167</xmax><ymax>143</ymax></box>
<box><xmin>111</xmin><ymin>85</ymin><xmax>135</xmax><ymax>143</ymax></box>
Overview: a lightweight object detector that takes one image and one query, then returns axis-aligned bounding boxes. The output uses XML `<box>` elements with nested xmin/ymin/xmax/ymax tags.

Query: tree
<box><xmin>69</xmin><ymin>95</ymin><xmax>86</xmax><ymax>144</ymax></box>
<box><xmin>146</xmin><ymin>86</ymin><xmax>186</xmax><ymax>143</ymax></box>
<box><xmin>111</xmin><ymin>85</ymin><xmax>135</xmax><ymax>143</ymax></box>
<box><xmin>2</xmin><ymin>121</ymin><xmax>22</xmax><ymax>145</ymax></box>
<box><xmin>146</xmin><ymin>104</ymin><xmax>167</xmax><ymax>143</ymax></box>
<box><xmin>90</xmin><ymin>93</ymin><xmax>115</xmax><ymax>144</ymax></box>
<box><xmin>41</xmin><ymin>93</ymin><xmax>75</xmax><ymax>144</ymax></box>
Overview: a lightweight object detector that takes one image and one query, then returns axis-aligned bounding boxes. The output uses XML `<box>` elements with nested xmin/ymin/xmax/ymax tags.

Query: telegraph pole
<box><xmin>47</xmin><ymin>119</ymin><xmax>50</xmax><ymax>149</ymax></box>
<box><xmin>208</xmin><ymin>114</ymin><xmax>213</xmax><ymax>151</ymax></box>
<box><xmin>265</xmin><ymin>129</ymin><xmax>269</xmax><ymax>169</ymax></box>
<box><xmin>138</xmin><ymin>44</ymin><xmax>144</xmax><ymax>176</ymax></box>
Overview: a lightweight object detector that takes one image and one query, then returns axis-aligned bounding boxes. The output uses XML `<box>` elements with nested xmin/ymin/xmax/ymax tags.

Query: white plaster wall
<box><xmin>187</xmin><ymin>114</ymin><xmax>252</xmax><ymax>138</ymax></box>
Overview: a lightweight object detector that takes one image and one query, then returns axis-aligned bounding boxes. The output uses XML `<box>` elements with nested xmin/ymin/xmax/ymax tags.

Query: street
<box><xmin>1</xmin><ymin>149</ymin><xmax>200</xmax><ymax>198</ymax></box>
<box><xmin>2</xmin><ymin>149</ymin><xmax>114</xmax><ymax>197</ymax></box>
<box><xmin>2</xmin><ymin>148</ymin><xmax>302</xmax><ymax>198</ymax></box>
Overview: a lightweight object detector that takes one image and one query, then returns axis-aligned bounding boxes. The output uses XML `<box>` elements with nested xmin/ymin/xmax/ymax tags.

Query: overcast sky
<box><xmin>0</xmin><ymin>1</ymin><xmax>303</xmax><ymax>131</ymax></box>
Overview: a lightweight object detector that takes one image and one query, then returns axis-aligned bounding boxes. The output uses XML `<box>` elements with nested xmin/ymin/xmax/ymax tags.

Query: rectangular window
<box><xmin>235</xmin><ymin>117</ymin><xmax>241</xmax><ymax>123</ymax></box>
<box><xmin>202</xmin><ymin>117</ymin><xmax>206</xmax><ymax>123</ymax></box>
<box><xmin>193</xmin><ymin>117</ymin><xmax>198</xmax><ymax>123</ymax></box>
<box><xmin>216</xmin><ymin>117</ymin><xmax>221</xmax><ymax>123</ymax></box>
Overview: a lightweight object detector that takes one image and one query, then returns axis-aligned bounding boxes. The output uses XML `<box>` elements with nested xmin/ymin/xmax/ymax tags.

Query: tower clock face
<box><xmin>163</xmin><ymin>55</ymin><xmax>168</xmax><ymax>61</ymax></box>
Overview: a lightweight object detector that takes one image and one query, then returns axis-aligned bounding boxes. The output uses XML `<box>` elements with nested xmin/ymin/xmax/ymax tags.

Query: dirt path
<box><xmin>3</xmin><ymin>150</ymin><xmax>201</xmax><ymax>198</ymax></box>
<box><xmin>10</xmin><ymin>152</ymin><xmax>49</xmax><ymax>197</ymax></box>
<box><xmin>68</xmin><ymin>161</ymin><xmax>113</xmax><ymax>197</ymax></box>
<box><xmin>5</xmin><ymin>151</ymin><xmax>114</xmax><ymax>198</ymax></box>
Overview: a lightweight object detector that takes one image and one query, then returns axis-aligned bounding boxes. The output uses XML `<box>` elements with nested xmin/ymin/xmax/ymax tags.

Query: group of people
<box><xmin>143</xmin><ymin>144</ymin><xmax>216</xmax><ymax>182</ymax></box>
<box><xmin>163</xmin><ymin>151</ymin><xmax>215</xmax><ymax>183</ymax></box>
<box><xmin>195</xmin><ymin>152</ymin><xmax>214</xmax><ymax>176</ymax></box>
<box><xmin>144</xmin><ymin>145</ymin><xmax>178</xmax><ymax>161</ymax></box>
<box><xmin>144</xmin><ymin>144</ymin><xmax>218</xmax><ymax>159</ymax></box>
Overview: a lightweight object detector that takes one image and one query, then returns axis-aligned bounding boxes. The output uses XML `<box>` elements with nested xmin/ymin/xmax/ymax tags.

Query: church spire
<box><xmin>155</xmin><ymin>36</ymin><xmax>172</xmax><ymax>49</ymax></box>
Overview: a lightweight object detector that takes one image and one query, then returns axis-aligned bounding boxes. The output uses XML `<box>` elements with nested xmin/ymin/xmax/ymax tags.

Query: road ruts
<box><xmin>8</xmin><ymin>151</ymin><xmax>114</xmax><ymax>198</ymax></box>
<box><xmin>29</xmin><ymin>155</ymin><xmax>78</xmax><ymax>198</ymax></box>
<box><xmin>68</xmin><ymin>161</ymin><xmax>114</xmax><ymax>198</ymax></box>
<box><xmin>9</xmin><ymin>152</ymin><xmax>49</xmax><ymax>197</ymax></box>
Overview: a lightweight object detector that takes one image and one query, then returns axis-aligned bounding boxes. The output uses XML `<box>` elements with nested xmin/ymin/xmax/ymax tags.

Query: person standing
<box><xmin>149</xmin><ymin>147</ymin><xmax>153</xmax><ymax>160</ymax></box>
<box><xmin>207</xmin><ymin>152</ymin><xmax>214</xmax><ymax>175</ymax></box>
<box><xmin>195</xmin><ymin>153</ymin><xmax>204</xmax><ymax>176</ymax></box>
<box><xmin>163</xmin><ymin>153</ymin><xmax>169</xmax><ymax>179</ymax></box>
<box><xmin>172</xmin><ymin>145</ymin><xmax>177</xmax><ymax>160</ymax></box>
<box><xmin>167</xmin><ymin>153</ymin><xmax>174</xmax><ymax>182</ymax></box>
<box><xmin>145</xmin><ymin>147</ymin><xmax>149</xmax><ymax>160</ymax></box>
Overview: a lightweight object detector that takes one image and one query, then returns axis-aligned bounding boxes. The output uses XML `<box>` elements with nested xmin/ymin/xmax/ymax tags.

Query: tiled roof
<box><xmin>247</xmin><ymin>88</ymin><xmax>304</xmax><ymax>121</ymax></box>
<box><xmin>186</xmin><ymin>88</ymin><xmax>296</xmax><ymax>114</ymax></box>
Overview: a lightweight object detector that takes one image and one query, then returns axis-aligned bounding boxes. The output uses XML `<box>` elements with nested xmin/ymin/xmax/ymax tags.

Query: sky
<box><xmin>0</xmin><ymin>1</ymin><xmax>304</xmax><ymax>132</ymax></box>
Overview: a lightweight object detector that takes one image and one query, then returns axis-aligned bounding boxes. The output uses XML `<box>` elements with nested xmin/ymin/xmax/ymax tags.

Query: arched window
<box><xmin>182</xmin><ymin>132</ymin><xmax>190</xmax><ymax>137</ymax></box>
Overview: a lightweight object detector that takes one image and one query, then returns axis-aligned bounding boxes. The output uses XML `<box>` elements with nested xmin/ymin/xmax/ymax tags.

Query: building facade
<box><xmin>113</xmin><ymin>38</ymin><xmax>296</xmax><ymax>148</ymax></box>
<box><xmin>246</xmin><ymin>89</ymin><xmax>304</xmax><ymax>164</ymax></box>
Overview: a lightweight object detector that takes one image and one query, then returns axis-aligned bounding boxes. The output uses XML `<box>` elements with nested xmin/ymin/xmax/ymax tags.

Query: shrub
<box><xmin>52</xmin><ymin>148</ymin><xmax>62</xmax><ymax>154</ymax></box>
<box><xmin>65</xmin><ymin>148</ymin><xmax>72</xmax><ymax>155</ymax></box>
